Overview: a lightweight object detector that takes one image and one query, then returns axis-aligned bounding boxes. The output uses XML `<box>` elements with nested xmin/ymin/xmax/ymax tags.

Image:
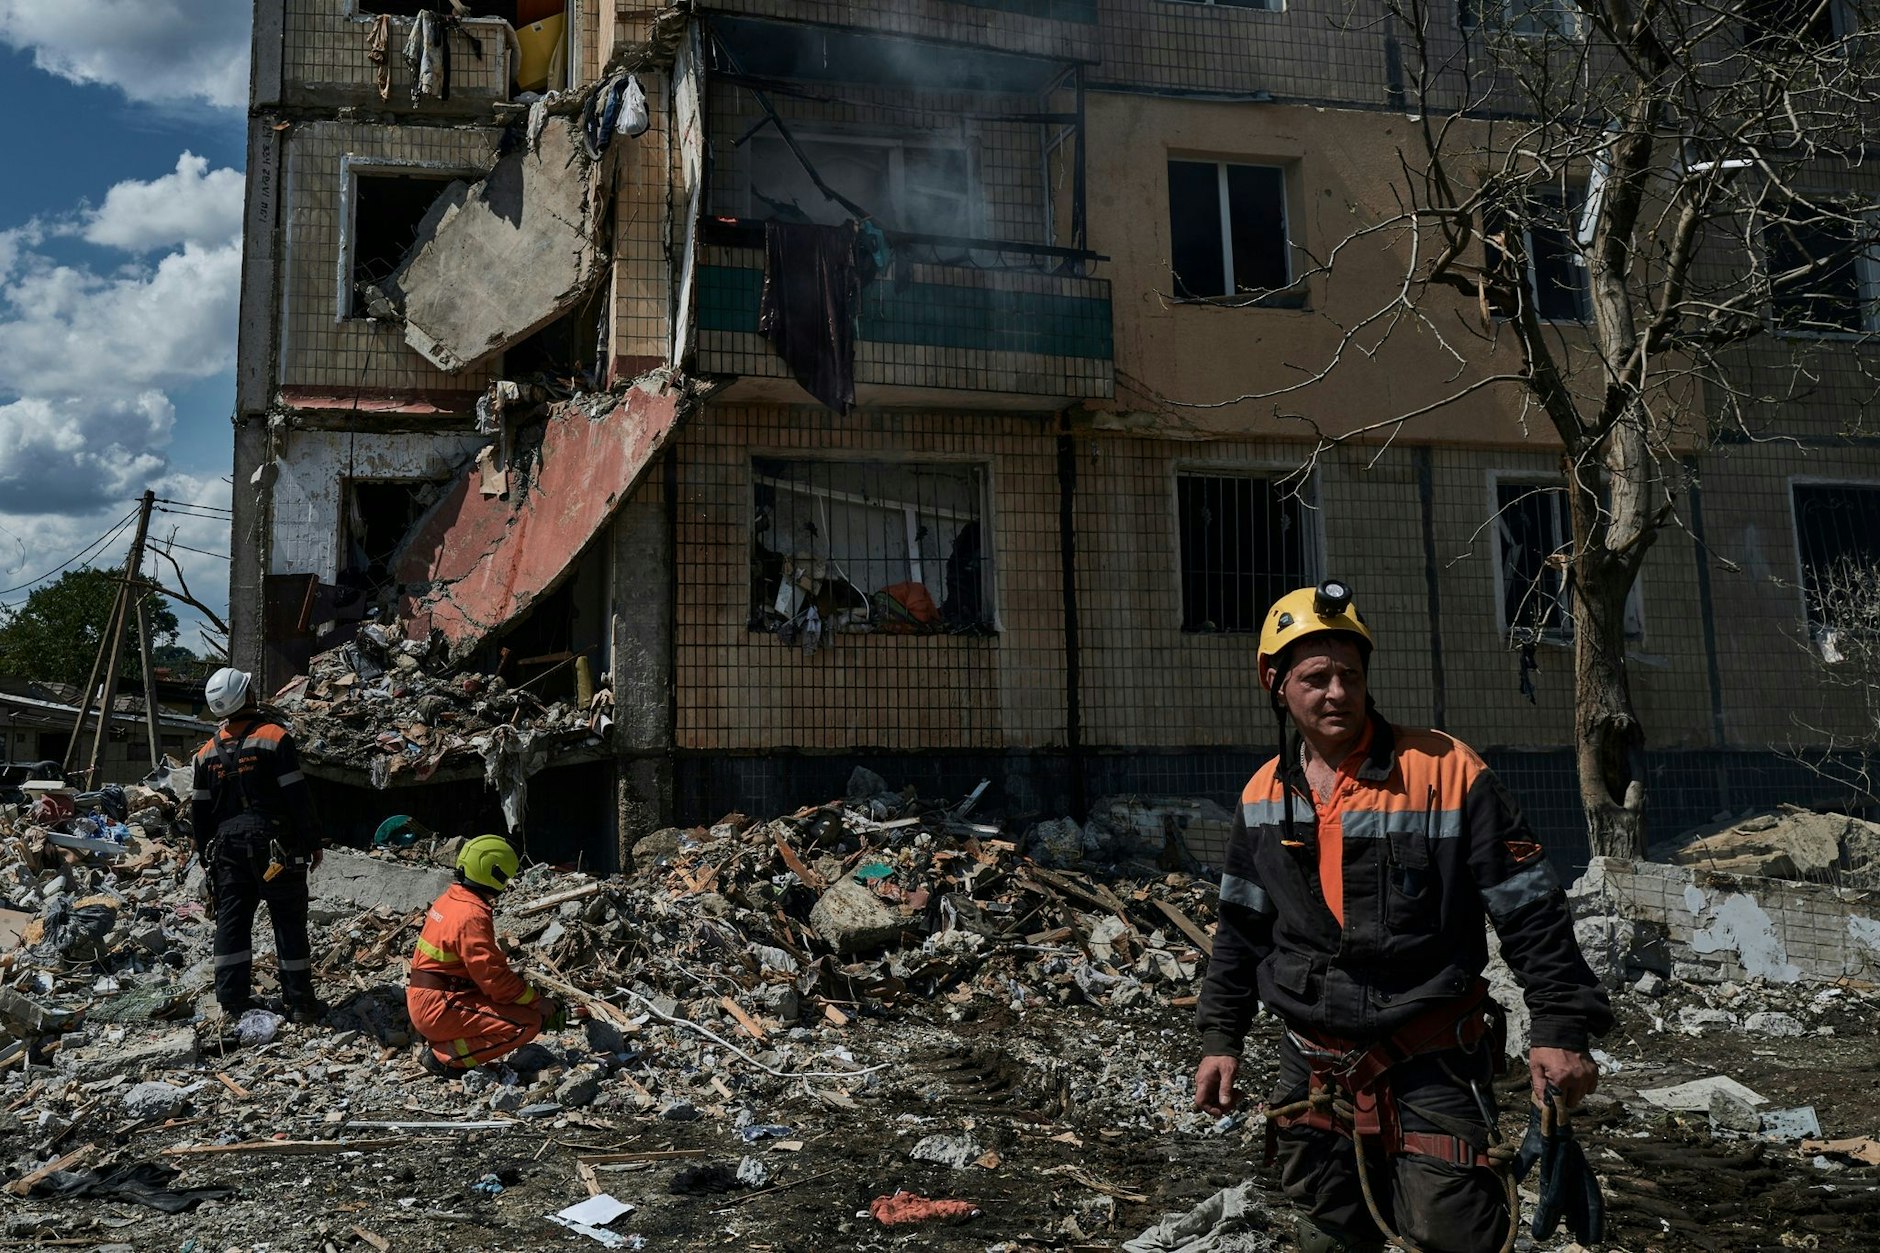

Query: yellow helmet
<box><xmin>1257</xmin><ymin>581</ymin><xmax>1374</xmax><ymax>691</ymax></box>
<box><xmin>458</xmin><ymin>835</ymin><xmax>519</xmax><ymax>892</ymax></box>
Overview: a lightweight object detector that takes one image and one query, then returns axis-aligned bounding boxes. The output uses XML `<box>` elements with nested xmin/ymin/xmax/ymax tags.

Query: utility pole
<box><xmin>63</xmin><ymin>491</ymin><xmax>156</xmax><ymax>786</ymax></box>
<box><xmin>136</xmin><ymin>584</ymin><xmax>163</xmax><ymax>773</ymax></box>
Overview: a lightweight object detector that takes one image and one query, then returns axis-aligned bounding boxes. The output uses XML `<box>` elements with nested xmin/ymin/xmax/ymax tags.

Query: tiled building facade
<box><xmin>234</xmin><ymin>1</ymin><xmax>1880</xmax><ymax>868</ymax></box>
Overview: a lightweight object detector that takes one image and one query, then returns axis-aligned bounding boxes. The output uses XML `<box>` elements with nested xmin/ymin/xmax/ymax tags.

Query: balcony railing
<box><xmin>694</xmin><ymin>220</ymin><xmax>1113</xmax><ymax>402</ymax></box>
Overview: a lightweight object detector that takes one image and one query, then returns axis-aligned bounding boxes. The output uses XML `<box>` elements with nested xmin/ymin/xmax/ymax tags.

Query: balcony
<box><xmin>694</xmin><ymin>221</ymin><xmax>1113</xmax><ymax>405</ymax></box>
<box><xmin>695</xmin><ymin>1</ymin><xmax>1099</xmax><ymax>65</ymax></box>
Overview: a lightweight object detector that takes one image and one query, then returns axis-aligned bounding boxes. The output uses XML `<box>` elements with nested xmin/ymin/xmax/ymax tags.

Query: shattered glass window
<box><xmin>1494</xmin><ymin>479</ymin><xmax>1643</xmax><ymax>643</ymax></box>
<box><xmin>1483</xmin><ymin>187</ymin><xmax>1590</xmax><ymax>323</ymax></box>
<box><xmin>751</xmin><ymin>459</ymin><xmax>993</xmax><ymax>639</ymax></box>
<box><xmin>1459</xmin><ymin>0</ymin><xmax>1583</xmax><ymax>37</ymax></box>
<box><xmin>1792</xmin><ymin>483</ymin><xmax>1880</xmax><ymax>643</ymax></box>
<box><xmin>1766</xmin><ymin>209</ymin><xmax>1875</xmax><ymax>335</ymax></box>
<box><xmin>1176</xmin><ymin>473</ymin><xmax>1317</xmax><ymax>634</ymax></box>
<box><xmin>748</xmin><ymin>135</ymin><xmax>975</xmax><ymax>238</ymax></box>
<box><xmin>349</xmin><ymin>173</ymin><xmax>456</xmax><ymax>318</ymax></box>
<box><xmin>1167</xmin><ymin>160</ymin><xmax>1291</xmax><ymax>302</ymax></box>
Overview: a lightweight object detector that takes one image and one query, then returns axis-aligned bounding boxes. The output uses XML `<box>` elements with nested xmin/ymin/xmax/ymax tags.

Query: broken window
<box><xmin>1460</xmin><ymin>0</ymin><xmax>1583</xmax><ymax>36</ymax></box>
<box><xmin>348</xmin><ymin>173</ymin><xmax>457</xmax><ymax>318</ymax></box>
<box><xmin>342</xmin><ymin>480</ymin><xmax>434</xmax><ymax>594</ymax></box>
<box><xmin>1484</xmin><ymin>187</ymin><xmax>1591</xmax><ymax>323</ymax></box>
<box><xmin>1765</xmin><ymin>206</ymin><xmax>1878</xmax><ymax>335</ymax></box>
<box><xmin>751</xmin><ymin>459</ymin><xmax>993</xmax><ymax>641</ymax></box>
<box><xmin>1167</xmin><ymin>160</ymin><xmax>1292</xmax><ymax>302</ymax></box>
<box><xmin>1164</xmin><ymin>0</ymin><xmax>1283</xmax><ymax>9</ymax></box>
<box><xmin>1493</xmin><ymin>479</ymin><xmax>1643</xmax><ymax>644</ymax></box>
<box><xmin>1742</xmin><ymin>0</ymin><xmax>1841</xmax><ymax>48</ymax></box>
<box><xmin>1176</xmin><ymin>473</ymin><xmax>1317</xmax><ymax>634</ymax></box>
<box><xmin>1792</xmin><ymin>483</ymin><xmax>1880</xmax><ymax>650</ymax></box>
<box><xmin>748</xmin><ymin>134</ymin><xmax>975</xmax><ymax>238</ymax></box>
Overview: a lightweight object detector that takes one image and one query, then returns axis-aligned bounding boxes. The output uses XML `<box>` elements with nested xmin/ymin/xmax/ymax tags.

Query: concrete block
<box><xmin>309</xmin><ymin>849</ymin><xmax>452</xmax><ymax>917</ymax></box>
<box><xmin>385</xmin><ymin>115</ymin><xmax>609</xmax><ymax>373</ymax></box>
<box><xmin>60</xmin><ymin>1028</ymin><xmax>198</xmax><ymax>1081</ymax></box>
<box><xmin>809</xmin><ymin>879</ymin><xmax>905</xmax><ymax>955</ymax></box>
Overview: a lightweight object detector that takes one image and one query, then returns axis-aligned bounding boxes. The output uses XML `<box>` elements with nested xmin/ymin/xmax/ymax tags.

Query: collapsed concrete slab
<box><xmin>393</xmin><ymin>375</ymin><xmax>688</xmax><ymax>659</ymax></box>
<box><xmin>383</xmin><ymin>114</ymin><xmax>610</xmax><ymax>373</ymax></box>
<box><xmin>310</xmin><ymin>847</ymin><xmax>452</xmax><ymax>917</ymax></box>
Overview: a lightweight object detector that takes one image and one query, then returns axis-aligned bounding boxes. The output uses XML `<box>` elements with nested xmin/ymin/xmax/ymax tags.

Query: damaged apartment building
<box><xmin>230</xmin><ymin>0</ymin><xmax>1880</xmax><ymax>869</ymax></box>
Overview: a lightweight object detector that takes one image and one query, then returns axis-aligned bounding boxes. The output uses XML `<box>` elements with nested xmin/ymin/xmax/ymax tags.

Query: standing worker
<box><xmin>1193</xmin><ymin>583</ymin><xmax>1612</xmax><ymax>1253</ymax></box>
<box><xmin>407</xmin><ymin>836</ymin><xmax>569</xmax><ymax>1075</ymax></box>
<box><xmin>192</xmin><ymin>666</ymin><xmax>327</xmax><ymax>1024</ymax></box>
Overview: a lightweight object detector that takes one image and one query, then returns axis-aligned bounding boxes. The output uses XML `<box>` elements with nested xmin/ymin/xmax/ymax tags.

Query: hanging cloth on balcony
<box><xmin>759</xmin><ymin>220</ymin><xmax>883</xmax><ymax>413</ymax></box>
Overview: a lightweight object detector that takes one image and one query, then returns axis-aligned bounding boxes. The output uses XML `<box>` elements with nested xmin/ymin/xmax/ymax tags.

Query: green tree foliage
<box><xmin>0</xmin><ymin>569</ymin><xmax>180</xmax><ymax>688</ymax></box>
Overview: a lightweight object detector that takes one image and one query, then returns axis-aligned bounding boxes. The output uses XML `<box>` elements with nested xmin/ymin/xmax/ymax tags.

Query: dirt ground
<box><xmin>7</xmin><ymin>975</ymin><xmax>1875</xmax><ymax>1253</ymax></box>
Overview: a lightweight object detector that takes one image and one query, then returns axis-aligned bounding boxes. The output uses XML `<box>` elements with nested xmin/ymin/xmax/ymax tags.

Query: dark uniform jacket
<box><xmin>1197</xmin><ymin>711</ymin><xmax>1610</xmax><ymax>1057</ymax></box>
<box><xmin>190</xmin><ymin>715</ymin><xmax>318</xmax><ymax>852</ymax></box>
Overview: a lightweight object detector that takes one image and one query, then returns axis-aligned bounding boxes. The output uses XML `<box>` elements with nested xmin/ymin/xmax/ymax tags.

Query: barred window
<box><xmin>1176</xmin><ymin>473</ymin><xmax>1317</xmax><ymax>634</ymax></box>
<box><xmin>1494</xmin><ymin>479</ymin><xmax>1643</xmax><ymax>643</ymax></box>
<box><xmin>751</xmin><ymin>459</ymin><xmax>993</xmax><ymax>638</ymax></box>
<box><xmin>1792</xmin><ymin>483</ymin><xmax>1880</xmax><ymax>641</ymax></box>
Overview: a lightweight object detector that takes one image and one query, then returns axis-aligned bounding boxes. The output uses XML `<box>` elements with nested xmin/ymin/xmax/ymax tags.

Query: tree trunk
<box><xmin>1572</xmin><ymin>494</ymin><xmax>1649</xmax><ymax>860</ymax></box>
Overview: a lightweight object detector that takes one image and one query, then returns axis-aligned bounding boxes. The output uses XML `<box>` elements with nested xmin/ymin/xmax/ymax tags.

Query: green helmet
<box><xmin>458</xmin><ymin>835</ymin><xmax>519</xmax><ymax>892</ymax></box>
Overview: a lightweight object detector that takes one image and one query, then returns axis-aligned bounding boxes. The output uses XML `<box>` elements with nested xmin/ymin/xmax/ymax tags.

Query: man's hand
<box><xmin>1193</xmin><ymin>1055</ymin><xmax>1241</xmax><ymax>1117</ymax></box>
<box><xmin>1530</xmin><ymin>1046</ymin><xmax>1599</xmax><ymax>1107</ymax></box>
<box><xmin>540</xmin><ymin>997</ymin><xmax>569</xmax><ymax>1032</ymax></box>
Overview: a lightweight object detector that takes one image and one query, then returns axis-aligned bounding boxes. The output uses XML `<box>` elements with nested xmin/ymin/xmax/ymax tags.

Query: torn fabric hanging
<box><xmin>758</xmin><ymin>220</ymin><xmax>883</xmax><ymax>413</ymax></box>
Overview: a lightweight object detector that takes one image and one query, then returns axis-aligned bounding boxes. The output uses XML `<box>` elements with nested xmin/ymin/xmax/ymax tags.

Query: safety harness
<box><xmin>1264</xmin><ymin>982</ymin><xmax>1520</xmax><ymax>1253</ymax></box>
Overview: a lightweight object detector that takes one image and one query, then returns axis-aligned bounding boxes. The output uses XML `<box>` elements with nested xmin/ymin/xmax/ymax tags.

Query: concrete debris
<box><xmin>1122</xmin><ymin>1180</ymin><xmax>1283</xmax><ymax>1252</ymax></box>
<box><xmin>1708</xmin><ymin>1086</ymin><xmax>1762</xmax><ymax>1132</ymax></box>
<box><xmin>381</xmin><ymin>114</ymin><xmax>612</xmax><ymax>375</ymax></box>
<box><xmin>909</xmin><ymin>1133</ymin><xmax>981</xmax><ymax>1169</ymax></box>
<box><xmin>1744</xmin><ymin>1010</ymin><xmax>1805</xmax><ymax>1037</ymax></box>
<box><xmin>1664</xmin><ymin>804</ymin><xmax>1880</xmax><ymax>885</ymax></box>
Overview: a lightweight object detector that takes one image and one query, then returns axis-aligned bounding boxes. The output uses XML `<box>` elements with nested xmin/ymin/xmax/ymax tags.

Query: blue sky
<box><xmin>0</xmin><ymin>1</ymin><xmax>253</xmax><ymax>651</ymax></box>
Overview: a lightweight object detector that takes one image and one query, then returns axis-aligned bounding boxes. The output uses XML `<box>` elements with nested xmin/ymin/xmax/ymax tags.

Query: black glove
<box><xmin>1513</xmin><ymin>1085</ymin><xmax>1605</xmax><ymax>1244</ymax></box>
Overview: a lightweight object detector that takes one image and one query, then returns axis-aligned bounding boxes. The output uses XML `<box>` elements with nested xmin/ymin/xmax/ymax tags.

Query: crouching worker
<box><xmin>407</xmin><ymin>835</ymin><xmax>569</xmax><ymax>1075</ymax></box>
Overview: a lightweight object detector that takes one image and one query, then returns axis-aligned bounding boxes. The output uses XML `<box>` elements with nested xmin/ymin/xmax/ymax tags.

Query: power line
<box><xmin>154</xmin><ymin>497</ymin><xmax>233</xmax><ymax>516</ymax></box>
<box><xmin>151</xmin><ymin>539</ymin><xmax>230</xmax><ymax>562</ymax></box>
<box><xmin>0</xmin><ymin>507</ymin><xmax>141</xmax><ymax>601</ymax></box>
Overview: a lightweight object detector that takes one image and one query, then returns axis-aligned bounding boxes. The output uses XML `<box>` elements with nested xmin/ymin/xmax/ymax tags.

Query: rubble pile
<box><xmin>274</xmin><ymin>623</ymin><xmax>612</xmax><ymax>826</ymax></box>
<box><xmin>0</xmin><ymin>770</ymin><xmax>1244</xmax><ymax>1250</ymax></box>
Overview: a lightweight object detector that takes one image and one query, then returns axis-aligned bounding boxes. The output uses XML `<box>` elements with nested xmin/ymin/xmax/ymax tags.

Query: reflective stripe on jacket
<box><xmin>190</xmin><ymin>716</ymin><xmax>316</xmax><ymax>849</ymax></box>
<box><xmin>410</xmin><ymin>882</ymin><xmax>538</xmax><ymax>1007</ymax></box>
<box><xmin>1196</xmin><ymin>710</ymin><xmax>1611</xmax><ymax>1056</ymax></box>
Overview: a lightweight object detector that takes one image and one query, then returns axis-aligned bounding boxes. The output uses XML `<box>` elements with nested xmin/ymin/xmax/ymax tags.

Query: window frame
<box><xmin>1740</xmin><ymin>0</ymin><xmax>1853</xmax><ymax>49</ymax></box>
<box><xmin>743</xmin><ymin>128</ymin><xmax>983</xmax><ymax>240</ymax></box>
<box><xmin>1788</xmin><ymin>477</ymin><xmax>1880</xmax><ymax>655</ymax></box>
<box><xmin>1169</xmin><ymin>464</ymin><xmax>1324</xmax><ymax>636</ymax></box>
<box><xmin>1488</xmin><ymin>472</ymin><xmax>1644</xmax><ymax>646</ymax></box>
<box><xmin>1762</xmin><ymin>201</ymin><xmax>1880</xmax><ymax>339</ymax></box>
<box><xmin>1483</xmin><ymin>184</ymin><xmax>1592</xmax><ymax>324</ymax></box>
<box><xmin>746</xmin><ymin>452</ymin><xmax>1000</xmax><ymax>636</ymax></box>
<box><xmin>335</xmin><ymin>156</ymin><xmax>487</xmax><ymax>323</ymax></box>
<box><xmin>1460</xmin><ymin>0</ymin><xmax>1585</xmax><ymax>39</ymax></box>
<box><xmin>1165</xmin><ymin>157</ymin><xmax>1299</xmax><ymax>306</ymax></box>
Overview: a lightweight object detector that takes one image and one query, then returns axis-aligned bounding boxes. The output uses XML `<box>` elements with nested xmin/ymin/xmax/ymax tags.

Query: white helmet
<box><xmin>205</xmin><ymin>667</ymin><xmax>254</xmax><ymax>718</ymax></box>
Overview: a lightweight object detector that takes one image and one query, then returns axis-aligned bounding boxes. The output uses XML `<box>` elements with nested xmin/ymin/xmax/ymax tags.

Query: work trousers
<box><xmin>211</xmin><ymin>829</ymin><xmax>315</xmax><ymax>1011</ymax></box>
<box><xmin>407</xmin><ymin>986</ymin><xmax>544</xmax><ymax>1069</ymax></box>
<box><xmin>1270</xmin><ymin>1036</ymin><xmax>1511</xmax><ymax>1253</ymax></box>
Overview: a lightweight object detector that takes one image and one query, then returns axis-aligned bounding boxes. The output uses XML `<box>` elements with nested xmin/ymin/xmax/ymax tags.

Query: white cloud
<box><xmin>82</xmin><ymin>153</ymin><xmax>245</xmax><ymax>254</ymax></box>
<box><xmin>0</xmin><ymin>0</ymin><xmax>252</xmax><ymax>108</ymax></box>
<box><xmin>0</xmin><ymin>154</ymin><xmax>242</xmax><ymax>642</ymax></box>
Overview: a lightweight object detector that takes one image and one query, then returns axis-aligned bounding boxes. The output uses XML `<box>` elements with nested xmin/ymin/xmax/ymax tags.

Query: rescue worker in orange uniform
<box><xmin>407</xmin><ymin>836</ymin><xmax>568</xmax><ymax>1075</ymax></box>
<box><xmin>1192</xmin><ymin>583</ymin><xmax>1611</xmax><ymax>1253</ymax></box>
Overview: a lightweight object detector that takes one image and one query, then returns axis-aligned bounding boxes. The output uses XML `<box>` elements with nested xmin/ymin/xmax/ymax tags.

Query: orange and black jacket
<box><xmin>1197</xmin><ymin>710</ymin><xmax>1611</xmax><ymax>1056</ymax></box>
<box><xmin>190</xmin><ymin>715</ymin><xmax>317</xmax><ymax>851</ymax></box>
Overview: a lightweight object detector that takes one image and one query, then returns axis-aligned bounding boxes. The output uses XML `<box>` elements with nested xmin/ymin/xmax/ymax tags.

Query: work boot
<box><xmin>417</xmin><ymin>1046</ymin><xmax>460</xmax><ymax>1079</ymax></box>
<box><xmin>1295</xmin><ymin>1216</ymin><xmax>1386</xmax><ymax>1253</ymax></box>
<box><xmin>285</xmin><ymin>999</ymin><xmax>328</xmax><ymax>1027</ymax></box>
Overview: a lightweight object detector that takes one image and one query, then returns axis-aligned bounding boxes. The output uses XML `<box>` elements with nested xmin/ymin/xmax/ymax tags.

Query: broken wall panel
<box><xmin>385</xmin><ymin>114</ymin><xmax>613</xmax><ymax>374</ymax></box>
<box><xmin>394</xmin><ymin>377</ymin><xmax>689</xmax><ymax>659</ymax></box>
<box><xmin>278</xmin><ymin>122</ymin><xmax>501</xmax><ymax>395</ymax></box>
<box><xmin>271</xmin><ymin>429</ymin><xmax>489</xmax><ymax>580</ymax></box>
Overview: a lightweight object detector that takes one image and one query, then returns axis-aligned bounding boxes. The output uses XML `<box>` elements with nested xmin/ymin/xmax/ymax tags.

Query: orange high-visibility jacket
<box><xmin>409</xmin><ymin>883</ymin><xmax>539</xmax><ymax>1008</ymax></box>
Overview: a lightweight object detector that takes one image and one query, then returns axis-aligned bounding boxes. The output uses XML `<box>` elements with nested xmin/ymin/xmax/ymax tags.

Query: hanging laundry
<box><xmin>366</xmin><ymin>13</ymin><xmax>393</xmax><ymax>102</ymax></box>
<box><xmin>402</xmin><ymin>10</ymin><xmax>445</xmax><ymax>103</ymax></box>
<box><xmin>758</xmin><ymin>220</ymin><xmax>884</xmax><ymax>413</ymax></box>
<box><xmin>581</xmin><ymin>73</ymin><xmax>650</xmax><ymax>159</ymax></box>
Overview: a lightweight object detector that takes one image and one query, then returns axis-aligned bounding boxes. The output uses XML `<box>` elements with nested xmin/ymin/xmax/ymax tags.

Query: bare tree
<box><xmin>1176</xmin><ymin>0</ymin><xmax>1880</xmax><ymax>855</ymax></box>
